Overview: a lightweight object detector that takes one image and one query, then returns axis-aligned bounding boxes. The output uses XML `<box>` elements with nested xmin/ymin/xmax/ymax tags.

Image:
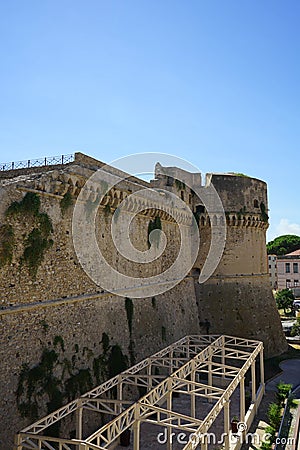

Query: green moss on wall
<box><xmin>125</xmin><ymin>297</ymin><xmax>134</xmax><ymax>336</ymax></box>
<box><xmin>6</xmin><ymin>192</ymin><xmax>41</xmax><ymax>217</ymax></box>
<box><xmin>0</xmin><ymin>224</ymin><xmax>14</xmax><ymax>267</ymax></box>
<box><xmin>60</xmin><ymin>191</ymin><xmax>73</xmax><ymax>214</ymax></box>
<box><xmin>260</xmin><ymin>202</ymin><xmax>269</xmax><ymax>223</ymax></box>
<box><xmin>16</xmin><ymin>333</ymin><xmax>129</xmax><ymax>434</ymax></box>
<box><xmin>5</xmin><ymin>192</ymin><xmax>53</xmax><ymax>277</ymax></box>
<box><xmin>175</xmin><ymin>179</ymin><xmax>186</xmax><ymax>191</ymax></box>
<box><xmin>22</xmin><ymin>228</ymin><xmax>53</xmax><ymax>277</ymax></box>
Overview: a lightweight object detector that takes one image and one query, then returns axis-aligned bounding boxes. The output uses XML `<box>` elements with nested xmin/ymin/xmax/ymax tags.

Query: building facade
<box><xmin>277</xmin><ymin>249</ymin><xmax>300</xmax><ymax>291</ymax></box>
<box><xmin>268</xmin><ymin>254</ymin><xmax>278</xmax><ymax>289</ymax></box>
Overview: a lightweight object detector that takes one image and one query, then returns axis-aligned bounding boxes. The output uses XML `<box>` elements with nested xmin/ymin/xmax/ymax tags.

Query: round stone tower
<box><xmin>194</xmin><ymin>173</ymin><xmax>287</xmax><ymax>358</ymax></box>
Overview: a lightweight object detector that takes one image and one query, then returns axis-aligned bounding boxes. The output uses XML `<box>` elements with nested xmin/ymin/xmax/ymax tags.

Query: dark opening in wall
<box><xmin>166</xmin><ymin>176</ymin><xmax>173</xmax><ymax>187</ymax></box>
<box><xmin>196</xmin><ymin>205</ymin><xmax>205</xmax><ymax>214</ymax></box>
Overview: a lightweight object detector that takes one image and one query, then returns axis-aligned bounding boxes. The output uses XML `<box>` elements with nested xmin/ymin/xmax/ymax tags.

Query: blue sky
<box><xmin>0</xmin><ymin>0</ymin><xmax>299</xmax><ymax>241</ymax></box>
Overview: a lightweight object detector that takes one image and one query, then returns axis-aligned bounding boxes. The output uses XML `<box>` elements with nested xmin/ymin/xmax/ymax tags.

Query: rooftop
<box><xmin>286</xmin><ymin>249</ymin><xmax>300</xmax><ymax>256</ymax></box>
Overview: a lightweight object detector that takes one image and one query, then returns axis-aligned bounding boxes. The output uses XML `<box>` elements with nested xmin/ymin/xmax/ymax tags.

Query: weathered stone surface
<box><xmin>0</xmin><ymin>153</ymin><xmax>286</xmax><ymax>447</ymax></box>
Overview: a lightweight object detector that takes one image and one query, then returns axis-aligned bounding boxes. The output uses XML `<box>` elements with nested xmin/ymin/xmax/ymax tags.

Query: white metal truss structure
<box><xmin>15</xmin><ymin>335</ymin><xmax>265</xmax><ymax>450</ymax></box>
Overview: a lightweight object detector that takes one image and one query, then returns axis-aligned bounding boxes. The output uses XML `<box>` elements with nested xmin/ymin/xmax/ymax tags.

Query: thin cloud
<box><xmin>276</xmin><ymin>219</ymin><xmax>300</xmax><ymax>237</ymax></box>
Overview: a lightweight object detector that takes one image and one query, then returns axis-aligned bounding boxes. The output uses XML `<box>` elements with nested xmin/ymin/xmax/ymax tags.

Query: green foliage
<box><xmin>17</xmin><ymin>332</ymin><xmax>129</xmax><ymax>434</ymax></box>
<box><xmin>38</xmin><ymin>213</ymin><xmax>53</xmax><ymax>235</ymax></box>
<box><xmin>260</xmin><ymin>441</ymin><xmax>272</xmax><ymax>450</ymax></box>
<box><xmin>267</xmin><ymin>402</ymin><xmax>282</xmax><ymax>430</ymax></box>
<box><xmin>275</xmin><ymin>289</ymin><xmax>295</xmax><ymax>314</ymax></box>
<box><xmin>53</xmin><ymin>335</ymin><xmax>65</xmax><ymax>352</ymax></box>
<box><xmin>128</xmin><ymin>339</ymin><xmax>136</xmax><ymax>367</ymax></box>
<box><xmin>260</xmin><ymin>202</ymin><xmax>269</xmax><ymax>223</ymax></box>
<box><xmin>232</xmin><ymin>173</ymin><xmax>249</xmax><ymax>177</ymax></box>
<box><xmin>125</xmin><ymin>297</ymin><xmax>134</xmax><ymax>336</ymax></box>
<box><xmin>125</xmin><ymin>298</ymin><xmax>135</xmax><ymax>366</ymax></box>
<box><xmin>101</xmin><ymin>332</ymin><xmax>110</xmax><ymax>353</ymax></box>
<box><xmin>148</xmin><ymin>216</ymin><xmax>162</xmax><ymax>249</ymax></box>
<box><xmin>174</xmin><ymin>179</ymin><xmax>186</xmax><ymax>191</ymax></box>
<box><xmin>65</xmin><ymin>369</ymin><xmax>93</xmax><ymax>401</ymax></box>
<box><xmin>40</xmin><ymin>319</ymin><xmax>49</xmax><ymax>333</ymax></box>
<box><xmin>6</xmin><ymin>192</ymin><xmax>41</xmax><ymax>217</ymax></box>
<box><xmin>93</xmin><ymin>354</ymin><xmax>108</xmax><ymax>385</ymax></box>
<box><xmin>16</xmin><ymin>348</ymin><xmax>60</xmax><ymax>423</ymax></box>
<box><xmin>267</xmin><ymin>234</ymin><xmax>300</xmax><ymax>255</ymax></box>
<box><xmin>276</xmin><ymin>381</ymin><xmax>292</xmax><ymax>405</ymax></box>
<box><xmin>84</xmin><ymin>198</ymin><xmax>98</xmax><ymax>218</ymax></box>
<box><xmin>0</xmin><ymin>223</ymin><xmax>14</xmax><ymax>267</ymax></box>
<box><xmin>5</xmin><ymin>192</ymin><xmax>53</xmax><ymax>277</ymax></box>
<box><xmin>100</xmin><ymin>180</ymin><xmax>108</xmax><ymax>193</ymax></box>
<box><xmin>291</xmin><ymin>317</ymin><xmax>300</xmax><ymax>337</ymax></box>
<box><xmin>22</xmin><ymin>228</ymin><xmax>53</xmax><ymax>277</ymax></box>
<box><xmin>60</xmin><ymin>191</ymin><xmax>73</xmax><ymax>213</ymax></box>
<box><xmin>264</xmin><ymin>425</ymin><xmax>276</xmax><ymax>440</ymax></box>
<box><xmin>107</xmin><ymin>344</ymin><xmax>128</xmax><ymax>379</ymax></box>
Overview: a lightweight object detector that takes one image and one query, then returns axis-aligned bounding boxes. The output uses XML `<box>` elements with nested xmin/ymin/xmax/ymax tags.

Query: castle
<box><xmin>0</xmin><ymin>152</ymin><xmax>287</xmax><ymax>448</ymax></box>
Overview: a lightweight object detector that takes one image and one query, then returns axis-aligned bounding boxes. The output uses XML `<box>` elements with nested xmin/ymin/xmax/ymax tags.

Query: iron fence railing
<box><xmin>0</xmin><ymin>154</ymin><xmax>74</xmax><ymax>171</ymax></box>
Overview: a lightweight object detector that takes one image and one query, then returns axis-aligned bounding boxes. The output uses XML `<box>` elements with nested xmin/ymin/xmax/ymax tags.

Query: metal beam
<box><xmin>15</xmin><ymin>335</ymin><xmax>265</xmax><ymax>450</ymax></box>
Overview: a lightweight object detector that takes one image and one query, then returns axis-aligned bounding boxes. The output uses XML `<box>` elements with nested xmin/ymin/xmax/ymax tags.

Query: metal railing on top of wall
<box><xmin>0</xmin><ymin>154</ymin><xmax>74</xmax><ymax>171</ymax></box>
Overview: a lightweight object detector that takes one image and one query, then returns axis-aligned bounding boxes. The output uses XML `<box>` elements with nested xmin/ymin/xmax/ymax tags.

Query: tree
<box><xmin>291</xmin><ymin>318</ymin><xmax>300</xmax><ymax>337</ymax></box>
<box><xmin>275</xmin><ymin>289</ymin><xmax>295</xmax><ymax>314</ymax></box>
<box><xmin>267</xmin><ymin>234</ymin><xmax>300</xmax><ymax>255</ymax></box>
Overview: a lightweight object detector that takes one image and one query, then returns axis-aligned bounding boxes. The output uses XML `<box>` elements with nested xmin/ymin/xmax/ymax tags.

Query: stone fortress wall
<box><xmin>0</xmin><ymin>153</ymin><xmax>287</xmax><ymax>448</ymax></box>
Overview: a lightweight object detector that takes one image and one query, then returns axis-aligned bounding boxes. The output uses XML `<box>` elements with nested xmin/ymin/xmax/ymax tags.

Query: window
<box><xmin>293</xmin><ymin>263</ymin><xmax>298</xmax><ymax>273</ymax></box>
<box><xmin>294</xmin><ymin>280</ymin><xmax>299</xmax><ymax>286</ymax></box>
<box><xmin>286</xmin><ymin>279</ymin><xmax>291</xmax><ymax>287</ymax></box>
<box><xmin>269</xmin><ymin>264</ymin><xmax>271</xmax><ymax>269</ymax></box>
<box><xmin>254</xmin><ymin>199</ymin><xmax>259</xmax><ymax>208</ymax></box>
<box><xmin>286</xmin><ymin>263</ymin><xmax>290</xmax><ymax>273</ymax></box>
<box><xmin>180</xmin><ymin>191</ymin><xmax>184</xmax><ymax>201</ymax></box>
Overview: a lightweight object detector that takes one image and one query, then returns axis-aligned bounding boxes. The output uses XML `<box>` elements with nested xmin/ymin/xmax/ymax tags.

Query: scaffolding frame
<box><xmin>15</xmin><ymin>335</ymin><xmax>264</xmax><ymax>450</ymax></box>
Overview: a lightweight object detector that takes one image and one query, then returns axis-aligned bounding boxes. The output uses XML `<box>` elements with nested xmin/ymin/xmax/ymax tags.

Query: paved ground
<box><xmin>266</xmin><ymin>359</ymin><xmax>300</xmax><ymax>392</ymax></box>
<box><xmin>114</xmin><ymin>360</ymin><xmax>300</xmax><ymax>450</ymax></box>
<box><xmin>241</xmin><ymin>359</ymin><xmax>300</xmax><ymax>450</ymax></box>
<box><xmin>115</xmin><ymin>385</ymin><xmax>242</xmax><ymax>450</ymax></box>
